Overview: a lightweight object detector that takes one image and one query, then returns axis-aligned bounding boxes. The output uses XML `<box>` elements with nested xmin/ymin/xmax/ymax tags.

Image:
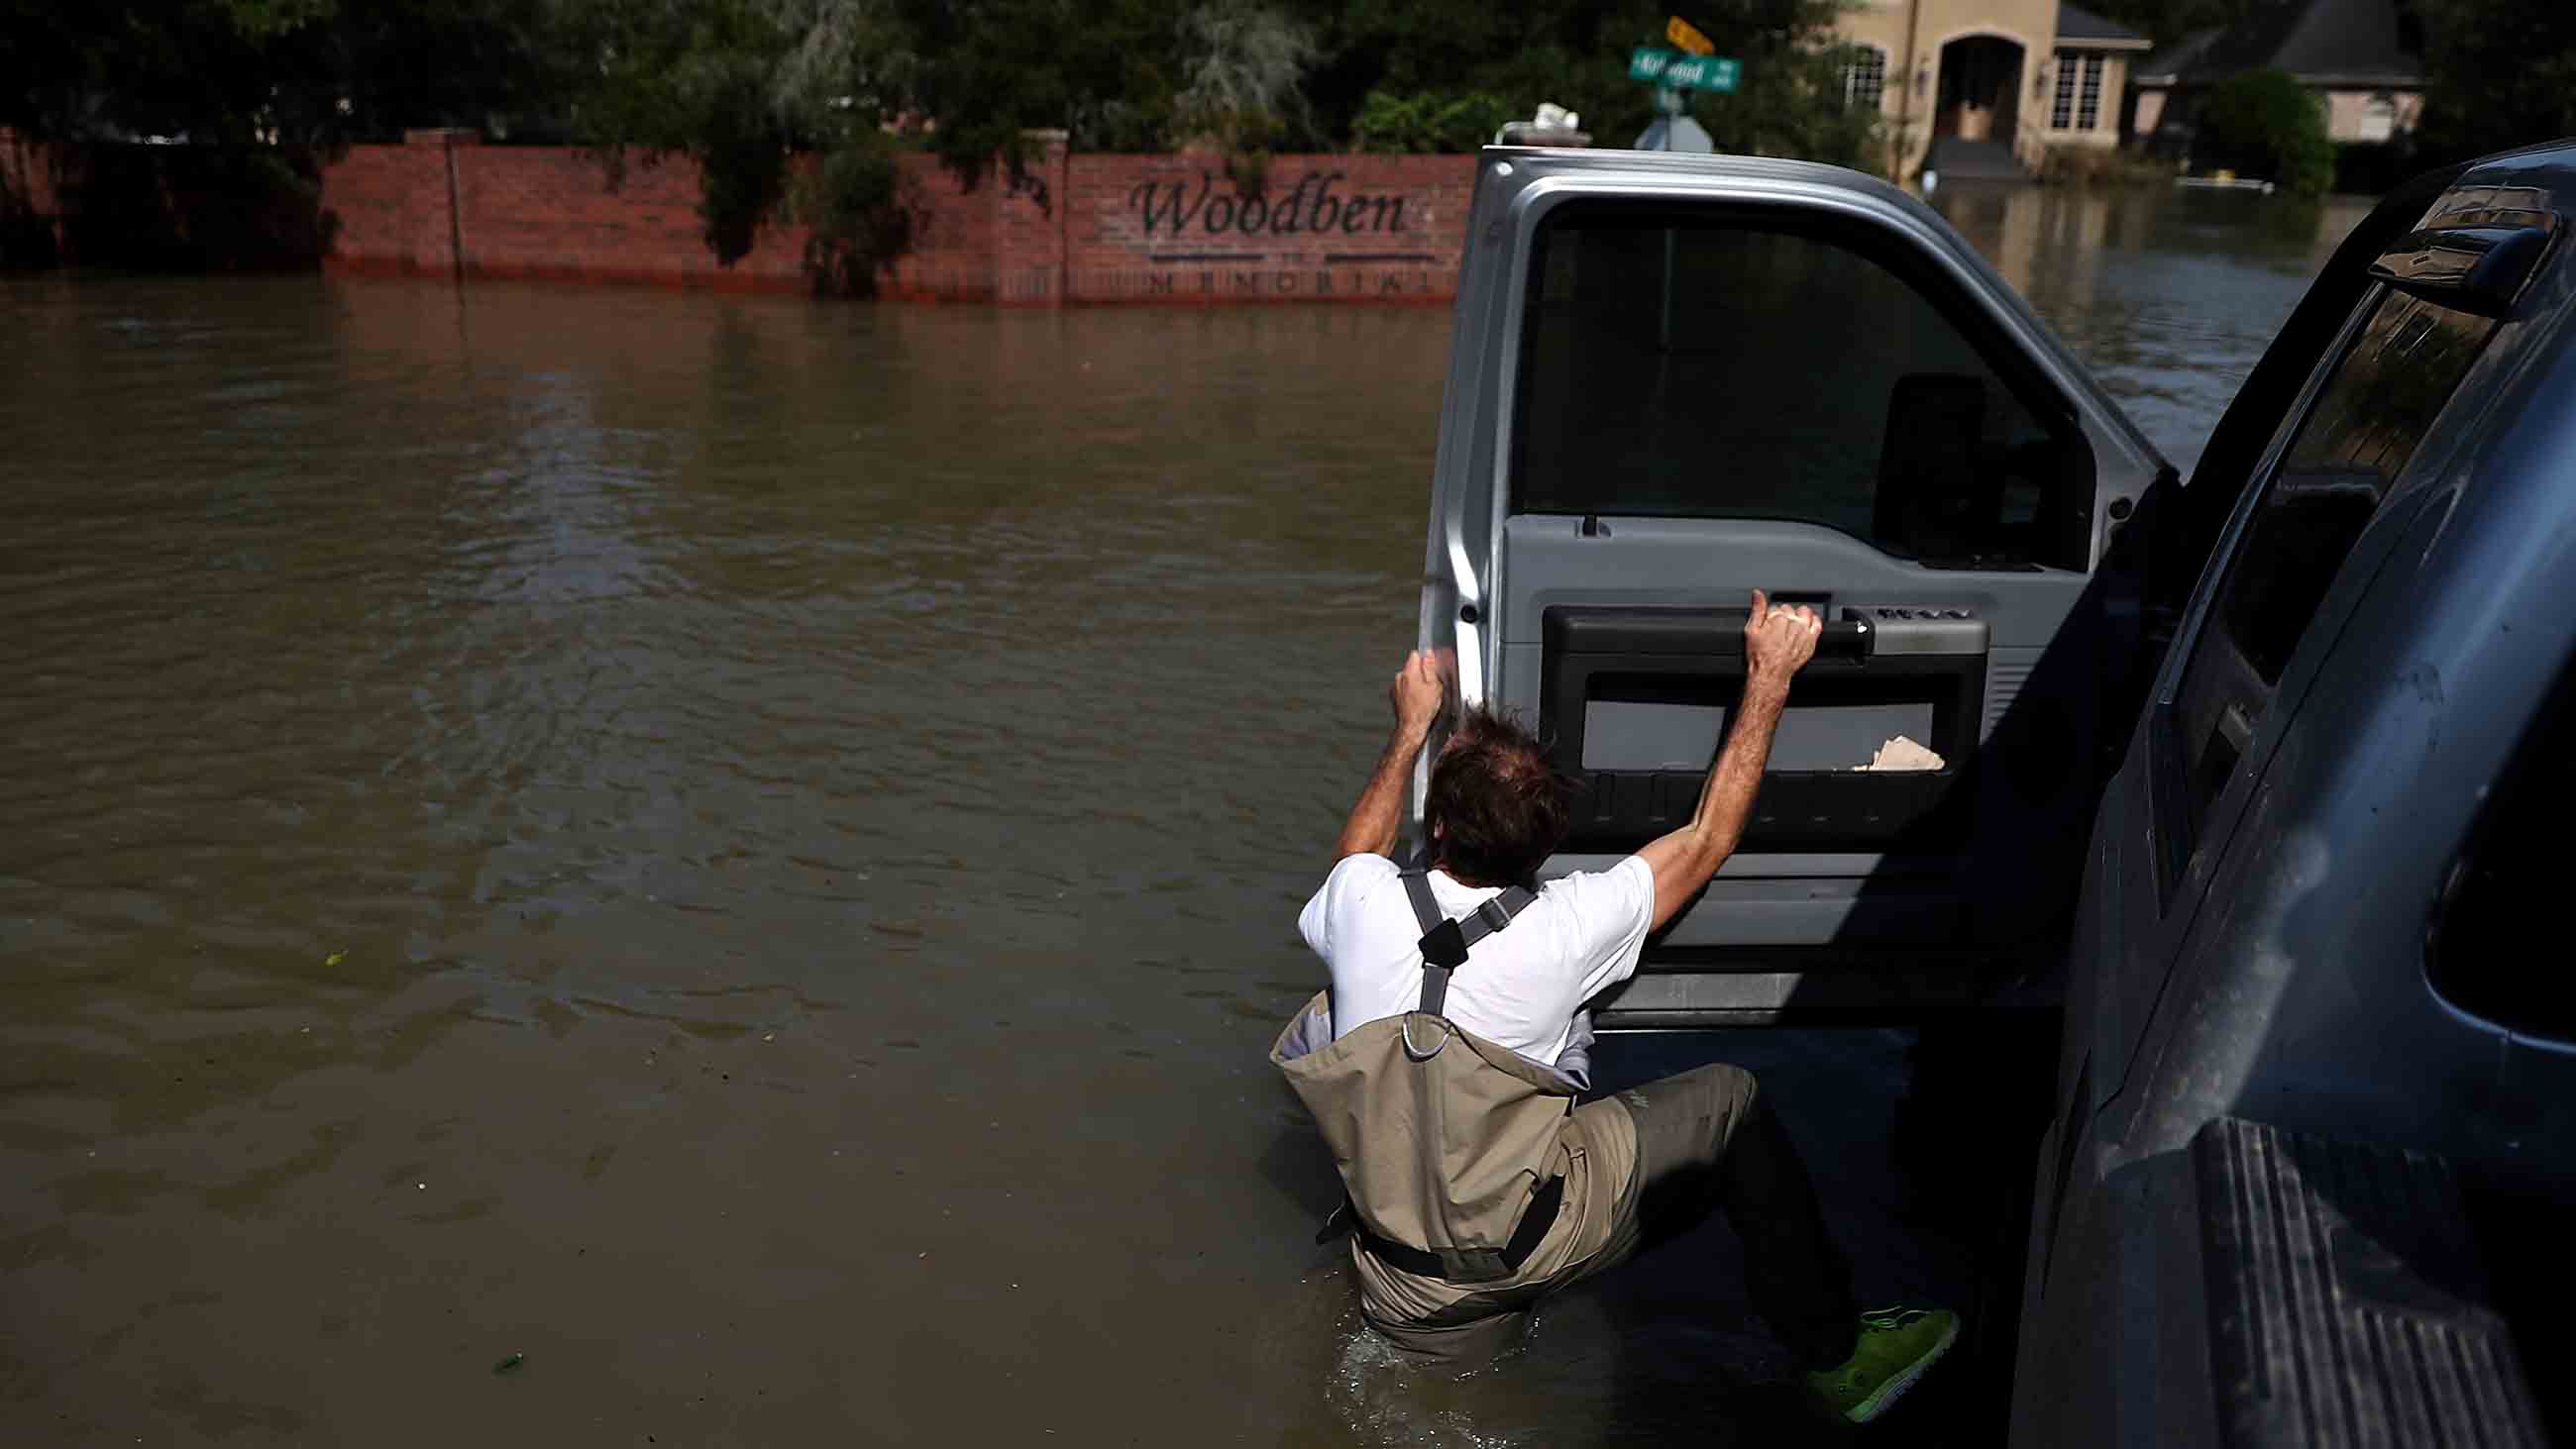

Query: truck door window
<box><xmin>1511</xmin><ymin>205</ymin><xmax>2093</xmax><ymax>570</ymax></box>
<box><xmin>2171</xmin><ymin>289</ymin><xmax>2497</xmax><ymax>846</ymax></box>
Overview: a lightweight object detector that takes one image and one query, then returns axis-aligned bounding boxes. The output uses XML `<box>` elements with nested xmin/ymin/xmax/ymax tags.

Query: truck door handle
<box><xmin>1818</xmin><ymin>615</ymin><xmax>1875</xmax><ymax>660</ymax></box>
<box><xmin>1751</xmin><ymin>596</ymin><xmax>1872</xmax><ymax>660</ymax></box>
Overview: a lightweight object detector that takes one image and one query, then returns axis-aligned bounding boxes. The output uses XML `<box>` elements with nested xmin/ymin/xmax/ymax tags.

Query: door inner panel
<box><xmin>1542</xmin><ymin>606</ymin><xmax>1986</xmax><ymax>854</ymax></box>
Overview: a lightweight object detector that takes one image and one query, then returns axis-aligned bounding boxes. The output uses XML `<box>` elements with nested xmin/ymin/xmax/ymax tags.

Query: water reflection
<box><xmin>1930</xmin><ymin>181</ymin><xmax>2376</xmax><ymax>474</ymax></box>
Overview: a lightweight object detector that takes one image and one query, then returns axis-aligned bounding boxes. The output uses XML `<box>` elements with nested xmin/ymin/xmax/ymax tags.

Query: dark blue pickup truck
<box><xmin>1422</xmin><ymin>137</ymin><xmax>2574</xmax><ymax>1443</ymax></box>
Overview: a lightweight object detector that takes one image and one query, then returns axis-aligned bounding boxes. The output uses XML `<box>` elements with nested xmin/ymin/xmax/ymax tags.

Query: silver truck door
<box><xmin>1420</xmin><ymin>151</ymin><xmax>2164</xmax><ymax>1022</ymax></box>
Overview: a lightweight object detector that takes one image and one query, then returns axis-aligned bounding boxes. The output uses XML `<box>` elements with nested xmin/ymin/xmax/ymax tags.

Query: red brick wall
<box><xmin>882</xmin><ymin>152</ymin><xmax>1002</xmax><ymax>301</ymax></box>
<box><xmin>1</xmin><ymin>128</ymin><xmax>65</xmax><ymax>261</ymax></box>
<box><xmin>321</xmin><ymin>132</ymin><xmax>819</xmax><ymax>289</ymax></box>
<box><xmin>1</xmin><ymin>129</ymin><xmax>62</xmax><ymax>216</ymax></box>
<box><xmin>318</xmin><ymin>135</ymin><xmax>1026</xmax><ymax>298</ymax></box>
<box><xmin>319</xmin><ymin>135</ymin><xmax>461</xmax><ymax>278</ymax></box>
<box><xmin>19</xmin><ymin>128</ymin><xmax>1482</xmax><ymax>304</ymax></box>
<box><xmin>455</xmin><ymin>140</ymin><xmax>811</xmax><ymax>288</ymax></box>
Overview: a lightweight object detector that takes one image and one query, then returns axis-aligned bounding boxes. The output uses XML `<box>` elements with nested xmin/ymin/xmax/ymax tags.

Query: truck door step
<box><xmin>2193</xmin><ymin>1116</ymin><xmax>2545</xmax><ymax>1447</ymax></box>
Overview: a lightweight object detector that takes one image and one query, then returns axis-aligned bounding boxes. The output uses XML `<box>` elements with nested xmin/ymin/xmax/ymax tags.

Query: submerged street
<box><xmin>2</xmin><ymin>183</ymin><xmax>2374</xmax><ymax>1444</ymax></box>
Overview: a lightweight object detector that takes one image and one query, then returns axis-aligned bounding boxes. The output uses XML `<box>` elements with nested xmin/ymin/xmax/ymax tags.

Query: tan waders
<box><xmin>1274</xmin><ymin>868</ymin><xmax>1860</xmax><ymax>1370</ymax></box>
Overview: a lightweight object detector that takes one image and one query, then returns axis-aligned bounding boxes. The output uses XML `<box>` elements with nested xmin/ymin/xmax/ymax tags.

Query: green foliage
<box><xmin>208</xmin><ymin>0</ymin><xmax>335</xmax><ymax>40</ymax></box>
<box><xmin>2039</xmin><ymin>146</ymin><xmax>2178</xmax><ymax>187</ymax></box>
<box><xmin>888</xmin><ymin>0</ymin><xmax>1184</xmax><ymax>179</ymax></box>
<box><xmin>562</xmin><ymin>0</ymin><xmax>913</xmax><ymax>274</ymax></box>
<box><xmin>795</xmin><ymin>135</ymin><xmax>909</xmax><ymax>295</ymax></box>
<box><xmin>1299</xmin><ymin>0</ymin><xmax>1872</xmax><ymax>165</ymax></box>
<box><xmin>1718</xmin><ymin>38</ymin><xmax>1878</xmax><ymax>170</ymax></box>
<box><xmin>563</xmin><ymin>0</ymin><xmax>804</xmax><ymax>263</ymax></box>
<box><xmin>2411</xmin><ymin>0</ymin><xmax>2576</xmax><ymax>166</ymax></box>
<box><xmin>88</xmin><ymin>143</ymin><xmax>336</xmax><ymax>267</ymax></box>
<box><xmin>0</xmin><ymin>0</ymin><xmax>578</xmax><ymax>144</ymax></box>
<box><xmin>2196</xmin><ymin>68</ymin><xmax>2332</xmax><ymax>195</ymax></box>
<box><xmin>1170</xmin><ymin>1</ymin><xmax>1321</xmax><ymax>151</ymax></box>
<box><xmin>1351</xmin><ymin>91</ymin><xmax>1515</xmax><ymax>153</ymax></box>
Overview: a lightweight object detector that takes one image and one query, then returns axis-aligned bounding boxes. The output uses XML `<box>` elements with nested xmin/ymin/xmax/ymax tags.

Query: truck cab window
<box><xmin>2172</xmin><ymin>289</ymin><xmax>2497</xmax><ymax>842</ymax></box>
<box><xmin>1511</xmin><ymin>206</ymin><xmax>2093</xmax><ymax>570</ymax></box>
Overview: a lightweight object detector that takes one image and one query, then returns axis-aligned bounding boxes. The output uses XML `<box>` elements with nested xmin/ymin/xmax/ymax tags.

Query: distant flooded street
<box><xmin>2</xmin><ymin>182</ymin><xmax>2369</xmax><ymax>1445</ymax></box>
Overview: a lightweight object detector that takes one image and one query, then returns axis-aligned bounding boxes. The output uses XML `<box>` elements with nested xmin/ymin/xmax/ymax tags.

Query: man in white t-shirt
<box><xmin>1293</xmin><ymin>592</ymin><xmax>1959</xmax><ymax>1424</ymax></box>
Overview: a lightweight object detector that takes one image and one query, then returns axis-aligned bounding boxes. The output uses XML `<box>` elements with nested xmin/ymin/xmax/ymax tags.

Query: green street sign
<box><xmin>1628</xmin><ymin>46</ymin><xmax>1741</xmax><ymax>93</ymax></box>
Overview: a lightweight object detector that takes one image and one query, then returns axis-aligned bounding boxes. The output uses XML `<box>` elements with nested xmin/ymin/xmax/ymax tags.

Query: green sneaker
<box><xmin>1803</xmin><ymin>1306</ymin><xmax>1961</xmax><ymax>1425</ymax></box>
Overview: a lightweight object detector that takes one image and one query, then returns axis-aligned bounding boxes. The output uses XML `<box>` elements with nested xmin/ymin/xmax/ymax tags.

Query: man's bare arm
<box><xmin>1636</xmin><ymin>591</ymin><xmax>1821</xmax><ymax>932</ymax></box>
<box><xmin>1334</xmin><ymin>650</ymin><xmax>1446</xmax><ymax>861</ymax></box>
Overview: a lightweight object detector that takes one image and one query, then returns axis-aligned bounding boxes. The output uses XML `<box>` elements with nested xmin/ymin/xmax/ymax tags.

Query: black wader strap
<box><xmin>1356</xmin><ymin>1174</ymin><xmax>1566</xmax><ymax>1282</ymax></box>
<box><xmin>1398</xmin><ymin>868</ymin><xmax>1536</xmax><ymax>1019</ymax></box>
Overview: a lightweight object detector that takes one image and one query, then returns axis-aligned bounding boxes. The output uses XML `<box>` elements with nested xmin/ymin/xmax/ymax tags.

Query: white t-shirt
<box><xmin>1296</xmin><ymin>853</ymin><xmax>1657</xmax><ymax>1069</ymax></box>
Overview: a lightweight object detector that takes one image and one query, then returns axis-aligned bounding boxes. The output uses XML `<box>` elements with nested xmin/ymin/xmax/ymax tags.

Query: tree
<box><xmin>889</xmin><ymin>0</ymin><xmax>1183</xmax><ymax>170</ymax></box>
<box><xmin>1350</xmin><ymin>90</ymin><xmax>1516</xmax><ymax>153</ymax></box>
<box><xmin>0</xmin><ymin>0</ymin><xmax>574</xmax><ymax>145</ymax></box>
<box><xmin>0</xmin><ymin>0</ymin><xmax>580</xmax><ymax>270</ymax></box>
<box><xmin>2411</xmin><ymin>0</ymin><xmax>2576</xmax><ymax>166</ymax></box>
<box><xmin>557</xmin><ymin>0</ymin><xmax>912</xmax><ymax>280</ymax></box>
<box><xmin>560</xmin><ymin>0</ymin><xmax>805</xmax><ymax>261</ymax></box>
<box><xmin>1298</xmin><ymin>0</ymin><xmax>1877</xmax><ymax>167</ymax></box>
<box><xmin>1169</xmin><ymin>1</ymin><xmax>1322</xmax><ymax>152</ymax></box>
<box><xmin>2195</xmin><ymin>67</ymin><xmax>2332</xmax><ymax>194</ymax></box>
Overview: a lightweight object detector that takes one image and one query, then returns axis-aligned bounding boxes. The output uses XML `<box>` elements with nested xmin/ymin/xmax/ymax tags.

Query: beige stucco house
<box><xmin>1834</xmin><ymin>0</ymin><xmax>2153</xmax><ymax>178</ymax></box>
<box><xmin>2130</xmin><ymin>0</ymin><xmax>2424</xmax><ymax>148</ymax></box>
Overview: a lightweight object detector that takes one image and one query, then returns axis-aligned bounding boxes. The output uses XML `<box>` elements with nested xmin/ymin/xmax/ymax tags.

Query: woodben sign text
<box><xmin>1128</xmin><ymin>169</ymin><xmax>1410</xmax><ymax>239</ymax></box>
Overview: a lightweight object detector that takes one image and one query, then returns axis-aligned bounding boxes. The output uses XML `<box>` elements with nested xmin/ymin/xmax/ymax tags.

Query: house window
<box><xmin>1844</xmin><ymin>47</ymin><xmax>1886</xmax><ymax>112</ymax></box>
<box><xmin>2054</xmin><ymin>52</ymin><xmax>2105</xmax><ymax>130</ymax></box>
<box><xmin>2358</xmin><ymin>94</ymin><xmax>2399</xmax><ymax>143</ymax></box>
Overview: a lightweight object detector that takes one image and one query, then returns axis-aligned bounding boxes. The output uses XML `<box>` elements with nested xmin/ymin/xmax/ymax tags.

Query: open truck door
<box><xmin>1421</xmin><ymin>150</ymin><xmax>2169</xmax><ymax>1026</ymax></box>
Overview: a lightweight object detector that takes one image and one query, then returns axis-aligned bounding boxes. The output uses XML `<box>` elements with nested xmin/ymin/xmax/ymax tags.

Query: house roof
<box><xmin>2136</xmin><ymin>26</ymin><xmax>2223</xmax><ymax>82</ymax></box>
<box><xmin>2057</xmin><ymin>3</ymin><xmax>2154</xmax><ymax>49</ymax></box>
<box><xmin>2141</xmin><ymin>0</ymin><xmax>2423</xmax><ymax>87</ymax></box>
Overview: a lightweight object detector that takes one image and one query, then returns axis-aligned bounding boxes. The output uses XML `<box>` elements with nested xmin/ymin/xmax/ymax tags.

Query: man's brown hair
<box><xmin>1426</xmin><ymin>706</ymin><xmax>1575</xmax><ymax>885</ymax></box>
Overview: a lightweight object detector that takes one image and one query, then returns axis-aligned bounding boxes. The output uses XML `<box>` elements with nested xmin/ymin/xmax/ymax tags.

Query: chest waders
<box><xmin>1270</xmin><ymin>869</ymin><xmax>1575</xmax><ymax>1285</ymax></box>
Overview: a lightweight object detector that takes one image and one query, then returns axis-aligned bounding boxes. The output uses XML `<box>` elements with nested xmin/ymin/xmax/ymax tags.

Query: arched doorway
<box><xmin>1935</xmin><ymin>35</ymin><xmax>2027</xmax><ymax>149</ymax></box>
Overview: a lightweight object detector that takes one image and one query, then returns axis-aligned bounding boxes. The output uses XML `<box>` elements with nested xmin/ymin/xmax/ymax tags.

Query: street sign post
<box><xmin>1627</xmin><ymin>47</ymin><xmax>1740</xmax><ymax>93</ymax></box>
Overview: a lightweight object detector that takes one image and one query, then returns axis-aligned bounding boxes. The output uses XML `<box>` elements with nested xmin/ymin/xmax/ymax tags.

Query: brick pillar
<box><xmin>994</xmin><ymin>128</ymin><xmax>1069</xmax><ymax>306</ymax></box>
<box><xmin>404</xmin><ymin>127</ymin><xmax>481</xmax><ymax>281</ymax></box>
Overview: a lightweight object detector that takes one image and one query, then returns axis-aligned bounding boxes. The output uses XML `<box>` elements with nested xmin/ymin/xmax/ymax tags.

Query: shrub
<box><xmin>1352</xmin><ymin>91</ymin><xmax>1517</xmax><ymax>153</ymax></box>
<box><xmin>2038</xmin><ymin>147</ymin><xmax>2178</xmax><ymax>187</ymax></box>
<box><xmin>2194</xmin><ymin>68</ymin><xmax>2333</xmax><ymax>196</ymax></box>
<box><xmin>795</xmin><ymin>137</ymin><xmax>911</xmax><ymax>297</ymax></box>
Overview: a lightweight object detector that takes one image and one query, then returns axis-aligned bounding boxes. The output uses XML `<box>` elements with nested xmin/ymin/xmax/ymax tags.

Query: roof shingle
<box><xmin>2057</xmin><ymin>2</ymin><xmax>2152</xmax><ymax>45</ymax></box>
<box><xmin>2163</xmin><ymin>0</ymin><xmax>2422</xmax><ymax>85</ymax></box>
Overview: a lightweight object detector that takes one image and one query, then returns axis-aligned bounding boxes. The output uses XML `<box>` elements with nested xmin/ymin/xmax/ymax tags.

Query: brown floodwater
<box><xmin>2</xmin><ymin>182</ymin><xmax>2370</xmax><ymax>1446</ymax></box>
